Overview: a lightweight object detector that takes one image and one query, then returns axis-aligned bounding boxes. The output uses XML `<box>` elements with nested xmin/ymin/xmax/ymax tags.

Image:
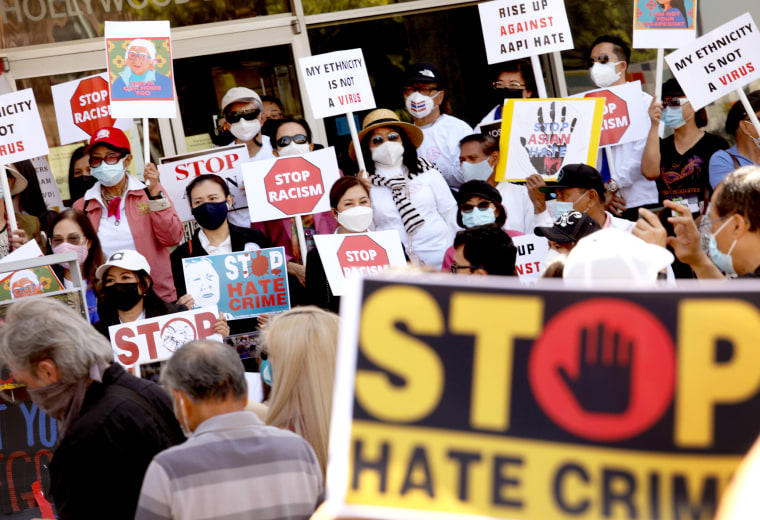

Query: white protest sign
<box><xmin>109</xmin><ymin>307</ymin><xmax>222</xmax><ymax>369</ymax></box>
<box><xmin>478</xmin><ymin>0</ymin><xmax>573</xmax><ymax>64</ymax></box>
<box><xmin>30</xmin><ymin>156</ymin><xmax>64</xmax><ymax>211</ymax></box>
<box><xmin>633</xmin><ymin>0</ymin><xmax>697</xmax><ymax>49</ymax></box>
<box><xmin>158</xmin><ymin>144</ymin><xmax>249</xmax><ymax>222</ymax></box>
<box><xmin>0</xmin><ymin>239</ymin><xmax>43</xmax><ymax>264</ymax></box>
<box><xmin>243</xmin><ymin>147</ymin><xmax>341</xmax><ymax>222</ymax></box>
<box><xmin>0</xmin><ymin>89</ymin><xmax>49</xmax><ymax>164</ymax></box>
<box><xmin>512</xmin><ymin>233</ymin><xmax>549</xmax><ymax>283</ymax></box>
<box><xmin>572</xmin><ymin>81</ymin><xmax>650</xmax><ymax>148</ymax></box>
<box><xmin>314</xmin><ymin>231</ymin><xmax>407</xmax><ymax>296</ymax></box>
<box><xmin>665</xmin><ymin>12</ymin><xmax>760</xmax><ymax>110</ymax></box>
<box><xmin>298</xmin><ymin>49</ymin><xmax>376</xmax><ymax>119</ymax></box>
<box><xmin>51</xmin><ymin>73</ymin><xmax>134</xmax><ymax>145</ymax></box>
<box><xmin>105</xmin><ymin>21</ymin><xmax>177</xmax><ymax>119</ymax></box>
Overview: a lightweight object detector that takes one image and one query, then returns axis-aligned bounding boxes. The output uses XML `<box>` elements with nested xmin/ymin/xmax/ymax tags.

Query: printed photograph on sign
<box><xmin>573</xmin><ymin>81</ymin><xmax>650</xmax><ymax>148</ymax></box>
<box><xmin>0</xmin><ymin>89</ymin><xmax>49</xmax><ymax>164</ymax></box>
<box><xmin>633</xmin><ymin>0</ymin><xmax>697</xmax><ymax>49</ymax></box>
<box><xmin>496</xmin><ymin>98</ymin><xmax>604</xmax><ymax>182</ymax></box>
<box><xmin>182</xmin><ymin>247</ymin><xmax>289</xmax><ymax>320</ymax></box>
<box><xmin>243</xmin><ymin>147</ymin><xmax>341</xmax><ymax>222</ymax></box>
<box><xmin>0</xmin><ymin>266</ymin><xmax>64</xmax><ymax>302</ymax></box>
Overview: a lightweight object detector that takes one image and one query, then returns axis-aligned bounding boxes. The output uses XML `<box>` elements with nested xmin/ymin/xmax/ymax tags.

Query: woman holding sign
<box><xmin>351</xmin><ymin>109</ymin><xmax>459</xmax><ymax>269</ymax></box>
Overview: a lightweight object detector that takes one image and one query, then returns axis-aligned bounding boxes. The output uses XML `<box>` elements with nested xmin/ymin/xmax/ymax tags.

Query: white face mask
<box><xmin>590</xmin><ymin>61</ymin><xmax>622</xmax><ymax>88</ymax></box>
<box><xmin>461</xmin><ymin>159</ymin><xmax>494</xmax><ymax>182</ymax></box>
<box><xmin>542</xmin><ymin>248</ymin><xmax>565</xmax><ymax>271</ymax></box>
<box><xmin>372</xmin><ymin>141</ymin><xmax>405</xmax><ymax>169</ymax></box>
<box><xmin>405</xmin><ymin>91</ymin><xmax>440</xmax><ymax>119</ymax></box>
<box><xmin>337</xmin><ymin>205</ymin><xmax>373</xmax><ymax>232</ymax></box>
<box><xmin>277</xmin><ymin>142</ymin><xmax>311</xmax><ymax>157</ymax></box>
<box><xmin>229</xmin><ymin>118</ymin><xmax>261</xmax><ymax>142</ymax></box>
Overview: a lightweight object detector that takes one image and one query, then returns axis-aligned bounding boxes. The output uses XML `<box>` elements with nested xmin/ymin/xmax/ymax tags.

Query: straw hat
<box><xmin>348</xmin><ymin>109</ymin><xmax>423</xmax><ymax>162</ymax></box>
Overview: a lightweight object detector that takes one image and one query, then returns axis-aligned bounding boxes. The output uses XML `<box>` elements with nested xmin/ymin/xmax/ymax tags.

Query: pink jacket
<box><xmin>74</xmin><ymin>183</ymin><xmax>183</xmax><ymax>302</ymax></box>
<box><xmin>252</xmin><ymin>211</ymin><xmax>338</xmax><ymax>262</ymax></box>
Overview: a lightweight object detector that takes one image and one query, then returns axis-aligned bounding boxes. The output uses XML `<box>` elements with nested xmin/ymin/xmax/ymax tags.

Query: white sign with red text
<box><xmin>314</xmin><ymin>231</ymin><xmax>407</xmax><ymax>296</ymax></box>
<box><xmin>51</xmin><ymin>73</ymin><xmax>134</xmax><ymax>145</ymax></box>
<box><xmin>0</xmin><ymin>89</ymin><xmax>49</xmax><ymax>164</ymax></box>
<box><xmin>243</xmin><ymin>147</ymin><xmax>341</xmax><ymax>221</ymax></box>
<box><xmin>298</xmin><ymin>49</ymin><xmax>376</xmax><ymax>119</ymax></box>
<box><xmin>109</xmin><ymin>307</ymin><xmax>222</xmax><ymax>369</ymax></box>
<box><xmin>572</xmin><ymin>81</ymin><xmax>650</xmax><ymax>148</ymax></box>
<box><xmin>513</xmin><ymin>233</ymin><xmax>549</xmax><ymax>283</ymax></box>
<box><xmin>158</xmin><ymin>144</ymin><xmax>249</xmax><ymax>222</ymax></box>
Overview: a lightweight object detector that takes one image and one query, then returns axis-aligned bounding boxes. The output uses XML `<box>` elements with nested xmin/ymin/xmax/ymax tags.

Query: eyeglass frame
<box><xmin>127</xmin><ymin>51</ymin><xmax>151</xmax><ymax>63</ymax></box>
<box><xmin>662</xmin><ymin>97</ymin><xmax>689</xmax><ymax>108</ymax></box>
<box><xmin>276</xmin><ymin>134</ymin><xmax>309</xmax><ymax>149</ymax></box>
<box><xmin>370</xmin><ymin>132</ymin><xmax>401</xmax><ymax>146</ymax></box>
<box><xmin>402</xmin><ymin>85</ymin><xmax>440</xmax><ymax>97</ymax></box>
<box><xmin>492</xmin><ymin>81</ymin><xmax>526</xmax><ymax>90</ymax></box>
<box><xmin>225</xmin><ymin>109</ymin><xmax>261</xmax><ymax>124</ymax></box>
<box><xmin>451</xmin><ymin>263</ymin><xmax>483</xmax><ymax>273</ymax></box>
<box><xmin>49</xmin><ymin>233</ymin><xmax>88</xmax><ymax>248</ymax></box>
<box><xmin>460</xmin><ymin>201</ymin><xmax>494</xmax><ymax>214</ymax></box>
<box><xmin>89</xmin><ymin>153</ymin><xmax>125</xmax><ymax>168</ymax></box>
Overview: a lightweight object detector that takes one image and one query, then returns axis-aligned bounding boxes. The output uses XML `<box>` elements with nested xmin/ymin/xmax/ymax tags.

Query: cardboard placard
<box><xmin>243</xmin><ymin>147</ymin><xmax>341</xmax><ymax>222</ymax></box>
<box><xmin>158</xmin><ymin>144</ymin><xmax>249</xmax><ymax>222</ymax></box>
<box><xmin>110</xmin><ymin>307</ymin><xmax>222</xmax><ymax>369</ymax></box>
<box><xmin>496</xmin><ymin>98</ymin><xmax>605</xmax><ymax>182</ymax></box>
<box><xmin>512</xmin><ymin>233</ymin><xmax>549</xmax><ymax>282</ymax></box>
<box><xmin>478</xmin><ymin>0</ymin><xmax>573</xmax><ymax>64</ymax></box>
<box><xmin>298</xmin><ymin>49</ymin><xmax>376</xmax><ymax>119</ymax></box>
<box><xmin>313</xmin><ymin>231</ymin><xmax>407</xmax><ymax>296</ymax></box>
<box><xmin>29</xmin><ymin>156</ymin><xmax>64</xmax><ymax>211</ymax></box>
<box><xmin>0</xmin><ymin>89</ymin><xmax>49</xmax><ymax>164</ymax></box>
<box><xmin>633</xmin><ymin>0</ymin><xmax>697</xmax><ymax>49</ymax></box>
<box><xmin>573</xmin><ymin>81</ymin><xmax>650</xmax><ymax>148</ymax></box>
<box><xmin>664</xmin><ymin>12</ymin><xmax>760</xmax><ymax>110</ymax></box>
<box><xmin>105</xmin><ymin>21</ymin><xmax>177</xmax><ymax>119</ymax></box>
<box><xmin>182</xmin><ymin>247</ymin><xmax>289</xmax><ymax>319</ymax></box>
<box><xmin>51</xmin><ymin>72</ymin><xmax>135</xmax><ymax>145</ymax></box>
<box><xmin>327</xmin><ymin>273</ymin><xmax>760</xmax><ymax>520</ymax></box>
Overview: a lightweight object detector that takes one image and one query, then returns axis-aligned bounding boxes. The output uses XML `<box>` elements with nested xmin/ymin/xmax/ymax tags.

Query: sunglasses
<box><xmin>402</xmin><ymin>85</ymin><xmax>439</xmax><ymax>97</ymax></box>
<box><xmin>460</xmin><ymin>201</ymin><xmax>493</xmax><ymax>213</ymax></box>
<box><xmin>226</xmin><ymin>109</ymin><xmax>261</xmax><ymax>124</ymax></box>
<box><xmin>662</xmin><ymin>97</ymin><xmax>689</xmax><ymax>108</ymax></box>
<box><xmin>585</xmin><ymin>54</ymin><xmax>619</xmax><ymax>68</ymax></box>
<box><xmin>89</xmin><ymin>153</ymin><xmax>124</xmax><ymax>168</ymax></box>
<box><xmin>276</xmin><ymin>134</ymin><xmax>309</xmax><ymax>148</ymax></box>
<box><xmin>50</xmin><ymin>233</ymin><xmax>87</xmax><ymax>248</ymax></box>
<box><xmin>370</xmin><ymin>132</ymin><xmax>401</xmax><ymax>146</ymax></box>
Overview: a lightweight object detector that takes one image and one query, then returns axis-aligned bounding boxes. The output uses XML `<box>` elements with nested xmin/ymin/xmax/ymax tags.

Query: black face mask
<box><xmin>210</xmin><ymin>129</ymin><xmax>235</xmax><ymax>147</ymax></box>
<box><xmin>495</xmin><ymin>87</ymin><xmax>525</xmax><ymax>104</ymax></box>
<box><xmin>104</xmin><ymin>282</ymin><xmax>144</xmax><ymax>312</ymax></box>
<box><xmin>69</xmin><ymin>175</ymin><xmax>97</xmax><ymax>202</ymax></box>
<box><xmin>192</xmin><ymin>201</ymin><xmax>229</xmax><ymax>231</ymax></box>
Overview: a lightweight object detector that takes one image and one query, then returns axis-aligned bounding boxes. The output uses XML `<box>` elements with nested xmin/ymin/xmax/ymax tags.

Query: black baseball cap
<box><xmin>535</xmin><ymin>210</ymin><xmax>602</xmax><ymax>243</ymax></box>
<box><xmin>455</xmin><ymin>180</ymin><xmax>502</xmax><ymax>205</ymax></box>
<box><xmin>404</xmin><ymin>63</ymin><xmax>442</xmax><ymax>85</ymax></box>
<box><xmin>548</xmin><ymin>163</ymin><xmax>606</xmax><ymax>196</ymax></box>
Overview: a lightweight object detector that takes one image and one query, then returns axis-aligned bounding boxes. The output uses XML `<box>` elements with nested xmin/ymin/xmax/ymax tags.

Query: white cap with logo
<box><xmin>96</xmin><ymin>250</ymin><xmax>152</xmax><ymax>280</ymax></box>
<box><xmin>221</xmin><ymin>87</ymin><xmax>262</xmax><ymax>113</ymax></box>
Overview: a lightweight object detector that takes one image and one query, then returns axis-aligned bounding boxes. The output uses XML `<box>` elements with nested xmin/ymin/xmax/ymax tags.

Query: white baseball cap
<box><xmin>221</xmin><ymin>87</ymin><xmax>262</xmax><ymax>114</ymax></box>
<box><xmin>96</xmin><ymin>250</ymin><xmax>151</xmax><ymax>280</ymax></box>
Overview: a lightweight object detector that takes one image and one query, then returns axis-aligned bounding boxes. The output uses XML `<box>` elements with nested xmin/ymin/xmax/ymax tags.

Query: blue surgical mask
<box><xmin>661</xmin><ymin>106</ymin><xmax>687</xmax><ymax>129</ymax></box>
<box><xmin>460</xmin><ymin>159</ymin><xmax>494</xmax><ymax>182</ymax></box>
<box><xmin>554</xmin><ymin>190</ymin><xmax>589</xmax><ymax>219</ymax></box>
<box><xmin>705</xmin><ymin>218</ymin><xmax>737</xmax><ymax>275</ymax></box>
<box><xmin>462</xmin><ymin>207</ymin><xmax>496</xmax><ymax>228</ymax></box>
<box><xmin>91</xmin><ymin>159</ymin><xmax>126</xmax><ymax>187</ymax></box>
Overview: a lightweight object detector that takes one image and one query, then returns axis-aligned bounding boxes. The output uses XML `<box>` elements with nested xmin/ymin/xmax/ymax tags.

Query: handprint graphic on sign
<box><xmin>520</xmin><ymin>101</ymin><xmax>577</xmax><ymax>177</ymax></box>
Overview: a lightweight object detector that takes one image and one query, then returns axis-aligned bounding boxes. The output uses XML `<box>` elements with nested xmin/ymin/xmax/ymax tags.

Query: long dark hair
<box><xmin>96</xmin><ymin>268</ymin><xmax>170</xmax><ymax>326</ymax></box>
<box><xmin>48</xmin><ymin>209</ymin><xmax>104</xmax><ymax>286</ymax></box>
<box><xmin>361</xmin><ymin>125</ymin><xmax>420</xmax><ymax>175</ymax></box>
<box><xmin>657</xmin><ymin>0</ymin><xmax>687</xmax><ymax>24</ymax></box>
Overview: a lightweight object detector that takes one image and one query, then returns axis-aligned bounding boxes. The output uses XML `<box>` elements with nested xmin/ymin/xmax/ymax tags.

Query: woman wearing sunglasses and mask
<box><xmin>351</xmin><ymin>109</ymin><xmax>459</xmax><ymax>270</ymax></box>
<box><xmin>73</xmin><ymin>127</ymin><xmax>184</xmax><ymax>302</ymax></box>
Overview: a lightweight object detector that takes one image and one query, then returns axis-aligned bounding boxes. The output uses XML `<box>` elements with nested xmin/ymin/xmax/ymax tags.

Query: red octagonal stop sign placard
<box><xmin>70</xmin><ymin>76</ymin><xmax>115</xmax><ymax>137</ymax></box>
<box><xmin>585</xmin><ymin>90</ymin><xmax>630</xmax><ymax>146</ymax></box>
<box><xmin>264</xmin><ymin>156</ymin><xmax>325</xmax><ymax>215</ymax></box>
<box><xmin>337</xmin><ymin>235</ymin><xmax>390</xmax><ymax>278</ymax></box>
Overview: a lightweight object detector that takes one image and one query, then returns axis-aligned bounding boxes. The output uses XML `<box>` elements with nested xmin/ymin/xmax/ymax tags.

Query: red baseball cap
<box><xmin>84</xmin><ymin>127</ymin><xmax>131</xmax><ymax>155</ymax></box>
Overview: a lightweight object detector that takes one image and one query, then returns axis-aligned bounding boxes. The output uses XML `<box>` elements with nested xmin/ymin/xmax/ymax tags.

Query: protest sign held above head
<box><xmin>243</xmin><ymin>147</ymin><xmax>341</xmax><ymax>222</ymax></box>
<box><xmin>665</xmin><ymin>12</ymin><xmax>760</xmax><ymax>110</ymax></box>
<box><xmin>105</xmin><ymin>21</ymin><xmax>177</xmax><ymax>119</ymax></box>
<box><xmin>109</xmin><ymin>307</ymin><xmax>222</xmax><ymax>369</ymax></box>
<box><xmin>313</xmin><ymin>231</ymin><xmax>406</xmax><ymax>296</ymax></box>
<box><xmin>182</xmin><ymin>247</ymin><xmax>289</xmax><ymax>320</ymax></box>
<box><xmin>52</xmin><ymin>73</ymin><xmax>135</xmax><ymax>145</ymax></box>
<box><xmin>298</xmin><ymin>49</ymin><xmax>376</xmax><ymax>119</ymax></box>
<box><xmin>0</xmin><ymin>89</ymin><xmax>49</xmax><ymax>164</ymax></box>
<box><xmin>158</xmin><ymin>144</ymin><xmax>249</xmax><ymax>222</ymax></box>
<box><xmin>633</xmin><ymin>0</ymin><xmax>697</xmax><ymax>49</ymax></box>
<box><xmin>478</xmin><ymin>0</ymin><xmax>573</xmax><ymax>64</ymax></box>
<box><xmin>573</xmin><ymin>81</ymin><xmax>650</xmax><ymax>148</ymax></box>
<box><xmin>495</xmin><ymin>98</ymin><xmax>604</xmax><ymax>182</ymax></box>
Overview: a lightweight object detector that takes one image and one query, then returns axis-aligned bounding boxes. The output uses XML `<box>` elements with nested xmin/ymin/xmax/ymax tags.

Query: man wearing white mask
<box><xmin>402</xmin><ymin>62</ymin><xmax>473</xmax><ymax>190</ymax></box>
<box><xmin>220</xmin><ymin>87</ymin><xmax>274</xmax><ymax>227</ymax></box>
<box><xmin>587</xmin><ymin>35</ymin><xmax>658</xmax><ymax>221</ymax></box>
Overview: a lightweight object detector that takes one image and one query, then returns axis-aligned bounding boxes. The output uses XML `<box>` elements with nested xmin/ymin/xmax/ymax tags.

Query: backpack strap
<box><xmin>727</xmin><ymin>152</ymin><xmax>742</xmax><ymax>169</ymax></box>
<box><xmin>104</xmin><ymin>384</ymin><xmax>184</xmax><ymax>445</ymax></box>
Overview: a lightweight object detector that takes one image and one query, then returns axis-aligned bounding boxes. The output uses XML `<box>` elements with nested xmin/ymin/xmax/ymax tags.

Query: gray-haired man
<box><xmin>135</xmin><ymin>340</ymin><xmax>323</xmax><ymax>520</ymax></box>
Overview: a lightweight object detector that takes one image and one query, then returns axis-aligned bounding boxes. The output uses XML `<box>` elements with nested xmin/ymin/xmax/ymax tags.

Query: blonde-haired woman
<box><xmin>260</xmin><ymin>306</ymin><xmax>339</xmax><ymax>478</ymax></box>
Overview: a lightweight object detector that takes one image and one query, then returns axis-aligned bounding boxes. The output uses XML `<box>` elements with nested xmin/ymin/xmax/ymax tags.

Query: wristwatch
<box><xmin>606</xmin><ymin>180</ymin><xmax>619</xmax><ymax>193</ymax></box>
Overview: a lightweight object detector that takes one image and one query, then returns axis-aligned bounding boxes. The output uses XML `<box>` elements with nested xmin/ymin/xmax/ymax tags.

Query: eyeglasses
<box><xmin>451</xmin><ymin>264</ymin><xmax>482</xmax><ymax>273</ymax></box>
<box><xmin>276</xmin><ymin>134</ymin><xmax>309</xmax><ymax>148</ymax></box>
<box><xmin>585</xmin><ymin>54</ymin><xmax>620</xmax><ymax>68</ymax></box>
<box><xmin>89</xmin><ymin>153</ymin><xmax>124</xmax><ymax>168</ymax></box>
<box><xmin>493</xmin><ymin>81</ymin><xmax>526</xmax><ymax>90</ymax></box>
<box><xmin>370</xmin><ymin>132</ymin><xmax>401</xmax><ymax>146</ymax></box>
<box><xmin>460</xmin><ymin>201</ymin><xmax>493</xmax><ymax>213</ymax></box>
<box><xmin>12</xmin><ymin>283</ymin><xmax>40</xmax><ymax>298</ymax></box>
<box><xmin>50</xmin><ymin>233</ymin><xmax>87</xmax><ymax>248</ymax></box>
<box><xmin>662</xmin><ymin>97</ymin><xmax>689</xmax><ymax>108</ymax></box>
<box><xmin>403</xmin><ymin>85</ymin><xmax>439</xmax><ymax>97</ymax></box>
<box><xmin>226</xmin><ymin>109</ymin><xmax>261</xmax><ymax>124</ymax></box>
<box><xmin>127</xmin><ymin>51</ymin><xmax>151</xmax><ymax>62</ymax></box>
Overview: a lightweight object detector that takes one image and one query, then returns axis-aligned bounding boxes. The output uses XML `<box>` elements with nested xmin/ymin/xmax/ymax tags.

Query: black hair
<box><xmin>725</xmin><ymin>90</ymin><xmax>760</xmax><ymax>136</ymax></box>
<box><xmin>589</xmin><ymin>35</ymin><xmax>631</xmax><ymax>64</ymax></box>
<box><xmin>453</xmin><ymin>224</ymin><xmax>517</xmax><ymax>276</ymax></box>
<box><xmin>456</xmin><ymin>199</ymin><xmax>507</xmax><ymax>228</ymax></box>
<box><xmin>459</xmin><ymin>133</ymin><xmax>499</xmax><ymax>155</ymax></box>
<box><xmin>273</xmin><ymin>116</ymin><xmax>313</xmax><ymax>147</ymax></box>
<box><xmin>96</xmin><ymin>268</ymin><xmax>173</xmax><ymax>325</ymax></box>
<box><xmin>329</xmin><ymin>176</ymin><xmax>369</xmax><ymax>209</ymax></box>
<box><xmin>361</xmin><ymin>125</ymin><xmax>421</xmax><ymax>175</ymax></box>
<box><xmin>185</xmin><ymin>174</ymin><xmax>230</xmax><ymax>204</ymax></box>
<box><xmin>491</xmin><ymin>59</ymin><xmax>537</xmax><ymax>98</ymax></box>
<box><xmin>260</xmin><ymin>95</ymin><xmax>285</xmax><ymax>114</ymax></box>
<box><xmin>47</xmin><ymin>209</ymin><xmax>105</xmax><ymax>286</ymax></box>
<box><xmin>655</xmin><ymin>0</ymin><xmax>687</xmax><ymax>24</ymax></box>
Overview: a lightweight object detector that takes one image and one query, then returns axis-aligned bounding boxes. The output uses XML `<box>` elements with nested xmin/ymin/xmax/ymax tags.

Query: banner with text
<box><xmin>327</xmin><ymin>274</ymin><xmax>760</xmax><ymax>519</ymax></box>
<box><xmin>0</xmin><ymin>89</ymin><xmax>49</xmax><ymax>164</ymax></box>
<box><xmin>512</xmin><ymin>233</ymin><xmax>549</xmax><ymax>282</ymax></box>
<box><xmin>182</xmin><ymin>247</ymin><xmax>289</xmax><ymax>319</ymax></box>
<box><xmin>573</xmin><ymin>81</ymin><xmax>650</xmax><ymax>148</ymax></box>
<box><xmin>633</xmin><ymin>0</ymin><xmax>697</xmax><ymax>49</ymax></box>
<box><xmin>30</xmin><ymin>156</ymin><xmax>64</xmax><ymax>211</ymax></box>
<box><xmin>664</xmin><ymin>12</ymin><xmax>760</xmax><ymax>110</ymax></box>
<box><xmin>478</xmin><ymin>0</ymin><xmax>573</xmax><ymax>64</ymax></box>
<box><xmin>496</xmin><ymin>98</ymin><xmax>604</xmax><ymax>182</ymax></box>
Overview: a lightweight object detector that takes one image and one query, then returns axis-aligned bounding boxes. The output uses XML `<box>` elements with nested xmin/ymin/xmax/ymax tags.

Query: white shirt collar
<box><xmin>83</xmin><ymin>173</ymin><xmax>147</xmax><ymax>206</ymax></box>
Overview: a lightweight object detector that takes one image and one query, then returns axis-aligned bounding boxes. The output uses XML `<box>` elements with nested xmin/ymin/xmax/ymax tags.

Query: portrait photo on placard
<box><xmin>107</xmin><ymin>37</ymin><xmax>173</xmax><ymax>101</ymax></box>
